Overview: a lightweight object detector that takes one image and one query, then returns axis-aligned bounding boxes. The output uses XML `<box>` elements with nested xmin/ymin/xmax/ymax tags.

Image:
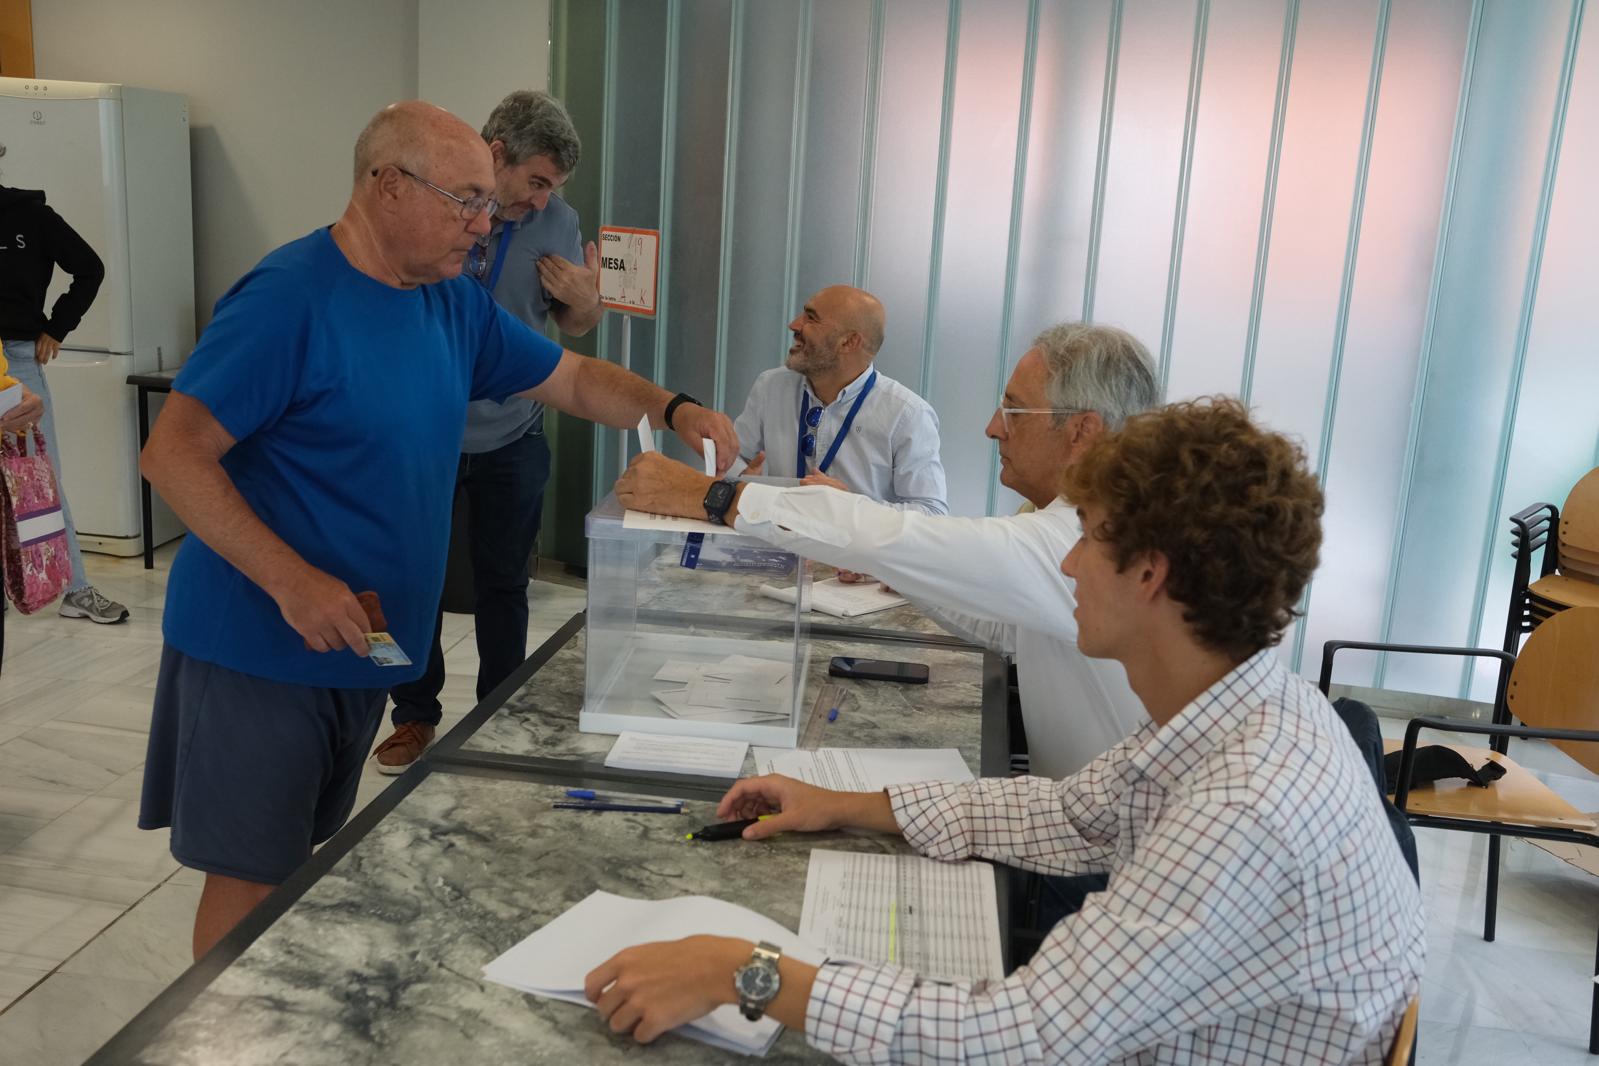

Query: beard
<box><xmin>785</xmin><ymin>339</ymin><xmax>839</xmax><ymax>377</ymax></box>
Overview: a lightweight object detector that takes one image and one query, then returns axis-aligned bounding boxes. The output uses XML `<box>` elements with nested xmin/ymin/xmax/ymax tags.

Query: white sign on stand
<box><xmin>598</xmin><ymin>226</ymin><xmax>662</xmax><ymax>476</ymax></box>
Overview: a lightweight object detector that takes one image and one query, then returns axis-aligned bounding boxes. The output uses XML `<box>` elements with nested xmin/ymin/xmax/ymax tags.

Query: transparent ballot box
<box><xmin>582</xmin><ymin>493</ymin><xmax>813</xmax><ymax>746</ymax></box>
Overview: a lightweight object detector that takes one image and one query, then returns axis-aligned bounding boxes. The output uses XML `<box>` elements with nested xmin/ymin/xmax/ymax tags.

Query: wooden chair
<box><xmin>1386</xmin><ymin>998</ymin><xmax>1420</xmax><ymax>1066</ymax></box>
<box><xmin>1504</xmin><ymin>502</ymin><xmax>1562</xmax><ymax>654</ymax></box>
<box><xmin>1529</xmin><ymin>469</ymin><xmax>1599</xmax><ymax>615</ymax></box>
<box><xmin>1320</xmin><ymin>606</ymin><xmax>1599</xmax><ymax>1054</ymax></box>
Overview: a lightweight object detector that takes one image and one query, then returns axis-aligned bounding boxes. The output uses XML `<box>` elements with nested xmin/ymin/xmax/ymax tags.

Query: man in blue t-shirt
<box><xmin>376</xmin><ymin>90</ymin><xmax>604</xmax><ymax>775</ymax></box>
<box><xmin>136</xmin><ymin>101</ymin><xmax>736</xmax><ymax>960</ymax></box>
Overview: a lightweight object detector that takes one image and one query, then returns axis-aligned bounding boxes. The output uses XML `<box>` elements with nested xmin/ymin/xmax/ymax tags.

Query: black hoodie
<box><xmin>0</xmin><ymin>185</ymin><xmax>105</xmax><ymax>342</ymax></box>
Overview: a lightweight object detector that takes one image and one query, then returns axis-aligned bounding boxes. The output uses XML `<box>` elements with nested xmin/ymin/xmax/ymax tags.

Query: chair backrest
<box><xmin>1561</xmin><ymin>467</ymin><xmax>1599</xmax><ymax>560</ymax></box>
<box><xmin>1506</xmin><ymin>605</ymin><xmax>1599</xmax><ymax>776</ymax></box>
<box><xmin>1385</xmin><ymin>998</ymin><xmax>1419</xmax><ymax>1066</ymax></box>
<box><xmin>1505</xmin><ymin>502</ymin><xmax>1561</xmax><ymax>653</ymax></box>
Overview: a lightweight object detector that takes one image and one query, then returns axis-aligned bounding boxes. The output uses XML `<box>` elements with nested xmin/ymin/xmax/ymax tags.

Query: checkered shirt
<box><xmin>805</xmin><ymin>650</ymin><xmax>1426</xmax><ymax>1064</ymax></box>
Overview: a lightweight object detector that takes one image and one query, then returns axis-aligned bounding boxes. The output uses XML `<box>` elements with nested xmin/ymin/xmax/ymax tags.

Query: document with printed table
<box><xmin>484</xmin><ymin>890</ymin><xmax>826</xmax><ymax>1056</ymax></box>
<box><xmin>750</xmin><ymin>747</ymin><xmax>973</xmax><ymax>792</ymax></box>
<box><xmin>799</xmin><ymin>849</ymin><xmax>1004</xmax><ymax>982</ymax></box>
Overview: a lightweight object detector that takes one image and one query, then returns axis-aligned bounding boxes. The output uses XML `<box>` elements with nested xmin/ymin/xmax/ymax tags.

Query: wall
<box><xmin>418</xmin><ymin>0</ymin><xmax>550</xmax><ymax>127</ymax></box>
<box><xmin>589</xmin><ymin>0</ymin><xmax>1599</xmax><ymax>696</ymax></box>
<box><xmin>33</xmin><ymin>0</ymin><xmax>421</xmax><ymax>328</ymax></box>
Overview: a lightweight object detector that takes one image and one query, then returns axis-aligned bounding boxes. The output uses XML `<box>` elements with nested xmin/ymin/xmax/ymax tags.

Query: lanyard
<box><xmin>796</xmin><ymin>370</ymin><xmax>878</xmax><ymax>478</ymax></box>
<box><xmin>480</xmin><ymin>222</ymin><xmax>517</xmax><ymax>292</ymax></box>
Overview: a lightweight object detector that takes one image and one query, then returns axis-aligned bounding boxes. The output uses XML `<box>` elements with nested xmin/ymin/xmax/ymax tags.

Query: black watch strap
<box><xmin>663</xmin><ymin>392</ymin><xmax>700</xmax><ymax>430</ymax></box>
<box><xmin>703</xmin><ymin>479</ymin><xmax>737</xmax><ymax>525</ymax></box>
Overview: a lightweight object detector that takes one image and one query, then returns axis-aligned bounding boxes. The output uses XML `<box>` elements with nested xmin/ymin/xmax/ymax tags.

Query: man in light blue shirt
<box><xmin>377</xmin><ymin>91</ymin><xmax>605</xmax><ymax>772</ymax></box>
<box><xmin>733</xmin><ymin>285</ymin><xmax>947</xmax><ymax>516</ymax></box>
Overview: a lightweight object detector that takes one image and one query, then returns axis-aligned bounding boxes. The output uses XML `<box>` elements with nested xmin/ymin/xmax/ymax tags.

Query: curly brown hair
<box><xmin>1059</xmin><ymin>396</ymin><xmax>1324</xmax><ymax>659</ymax></box>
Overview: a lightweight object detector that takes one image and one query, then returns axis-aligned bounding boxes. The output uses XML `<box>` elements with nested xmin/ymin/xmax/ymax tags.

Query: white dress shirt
<box><xmin>733</xmin><ymin>365</ymin><xmax>948</xmax><ymax>515</ymax></box>
<box><xmin>733</xmin><ymin>484</ymin><xmax>1145</xmax><ymax>777</ymax></box>
<box><xmin>805</xmin><ymin>650</ymin><xmax>1427</xmax><ymax>1065</ymax></box>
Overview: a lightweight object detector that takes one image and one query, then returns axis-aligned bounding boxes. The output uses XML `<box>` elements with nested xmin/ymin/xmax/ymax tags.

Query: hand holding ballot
<box><xmin>616</xmin><ymin>450</ymin><xmax>720</xmax><ymax>519</ymax></box>
<box><xmin>663</xmin><ymin>402</ymin><xmax>739</xmax><ymax>478</ymax></box>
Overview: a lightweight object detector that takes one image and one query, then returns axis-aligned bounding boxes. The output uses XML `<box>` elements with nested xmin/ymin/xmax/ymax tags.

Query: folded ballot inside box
<box><xmin>583</xmin><ymin>492</ymin><xmax>813</xmax><ymax>747</ymax></box>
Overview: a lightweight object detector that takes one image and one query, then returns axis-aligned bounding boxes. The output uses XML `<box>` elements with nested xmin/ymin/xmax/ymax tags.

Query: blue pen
<box><xmin>565</xmin><ymin>789</ymin><xmax>683</xmax><ymax>807</ymax></box>
<box><xmin>552</xmin><ymin>802</ymin><xmax>684</xmax><ymax>814</ymax></box>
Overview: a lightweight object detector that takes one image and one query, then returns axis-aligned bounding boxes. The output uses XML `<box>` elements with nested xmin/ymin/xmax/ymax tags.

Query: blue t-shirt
<box><xmin>162</xmin><ymin>227</ymin><xmax>563</xmax><ymax>688</ymax></box>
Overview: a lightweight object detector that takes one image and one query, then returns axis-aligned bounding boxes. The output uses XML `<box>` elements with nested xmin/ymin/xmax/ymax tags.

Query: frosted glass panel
<box><xmin>1163</xmin><ymin>0</ymin><xmax>1287</xmax><ymax>403</ymax></box>
<box><xmin>1009</xmin><ymin>0</ymin><xmax>1113</xmax><ymax>342</ymax></box>
<box><xmin>1089</xmin><ymin>0</ymin><xmax>1197</xmax><ymax>341</ymax></box>
<box><xmin>864</xmin><ymin>0</ymin><xmax>952</xmax><ymax>391</ymax></box>
<box><xmin>722</xmin><ymin>4</ymin><xmax>808</xmax><ymax>430</ymax></box>
<box><xmin>925</xmin><ymin>0</ymin><xmax>1029</xmax><ymax>518</ymax></box>
<box><xmin>1297</xmin><ymin>0</ymin><xmax>1471</xmax><ymax>688</ymax></box>
<box><xmin>1384</xmin><ymin>0</ymin><xmax>1576</xmax><ymax>697</ymax></box>
<box><xmin>1466</xmin><ymin>9</ymin><xmax>1599</xmax><ymax>698</ymax></box>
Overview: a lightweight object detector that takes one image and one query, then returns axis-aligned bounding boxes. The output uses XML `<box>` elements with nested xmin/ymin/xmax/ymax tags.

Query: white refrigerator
<box><xmin>0</xmin><ymin>77</ymin><xmax>192</xmax><ymax>556</ymax></box>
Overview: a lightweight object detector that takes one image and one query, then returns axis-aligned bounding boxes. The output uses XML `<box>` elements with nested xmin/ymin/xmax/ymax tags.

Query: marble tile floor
<box><xmin>1</xmin><ymin>545</ymin><xmax>1597</xmax><ymax>1064</ymax></box>
<box><xmin>0</xmin><ymin>542</ymin><xmax>585</xmax><ymax>1065</ymax></box>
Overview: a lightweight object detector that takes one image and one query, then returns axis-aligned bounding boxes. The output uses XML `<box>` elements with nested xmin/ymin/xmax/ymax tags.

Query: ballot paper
<box><xmin>636</xmin><ymin>413</ymin><xmax>655</xmax><ymax>453</ymax></box>
<box><xmin>621</xmin><ymin>509</ymin><xmax>731</xmax><ymax>535</ymax></box>
<box><xmin>604</xmin><ymin>731</ymin><xmax>750</xmax><ymax>778</ymax></box>
<box><xmin>648</xmin><ymin>654</ymin><xmax>793</xmax><ymax>725</ymax></box>
<box><xmin>750</xmin><ymin>747</ymin><xmax>974</xmax><ymax>792</ymax></box>
<box><xmin>484</xmin><ymin>890</ymin><xmax>825</xmax><ymax>1057</ymax></box>
<box><xmin>759</xmin><ymin>577</ymin><xmax>909</xmax><ymax>618</ymax></box>
<box><xmin>0</xmin><ymin>383</ymin><xmax>23</xmax><ymax>418</ymax></box>
<box><xmin>799</xmin><ymin>849</ymin><xmax>1004</xmax><ymax>982</ymax></box>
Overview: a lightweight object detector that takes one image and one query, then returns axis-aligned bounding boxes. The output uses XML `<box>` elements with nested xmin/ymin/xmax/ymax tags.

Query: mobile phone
<box><xmin>828</xmin><ymin>656</ymin><xmax>930</xmax><ymax>685</ymax></box>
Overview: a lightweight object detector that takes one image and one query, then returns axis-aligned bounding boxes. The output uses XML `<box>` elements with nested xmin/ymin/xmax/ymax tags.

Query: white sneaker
<box><xmin>58</xmin><ymin>586</ymin><xmax>130</xmax><ymax>624</ymax></box>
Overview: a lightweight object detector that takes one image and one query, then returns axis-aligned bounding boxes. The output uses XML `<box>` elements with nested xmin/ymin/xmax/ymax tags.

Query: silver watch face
<box><xmin>736</xmin><ymin>963</ymin><xmax>779</xmax><ymax>1001</ymax></box>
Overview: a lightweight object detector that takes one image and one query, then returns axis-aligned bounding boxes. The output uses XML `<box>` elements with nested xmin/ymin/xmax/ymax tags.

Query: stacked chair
<box><xmin>1508</xmin><ymin>467</ymin><xmax>1599</xmax><ymax>652</ymax></box>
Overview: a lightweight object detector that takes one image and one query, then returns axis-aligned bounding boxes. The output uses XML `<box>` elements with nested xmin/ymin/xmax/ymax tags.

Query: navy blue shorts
<box><xmin>139</xmin><ymin>645</ymin><xmax>388</xmax><ymax>884</ymax></box>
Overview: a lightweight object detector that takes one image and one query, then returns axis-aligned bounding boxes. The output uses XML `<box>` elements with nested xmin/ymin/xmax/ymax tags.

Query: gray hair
<box><xmin>481</xmin><ymin>90</ymin><xmax>581</xmax><ymax>174</ymax></box>
<box><xmin>1033</xmin><ymin>322</ymin><xmax>1160</xmax><ymax>430</ymax></box>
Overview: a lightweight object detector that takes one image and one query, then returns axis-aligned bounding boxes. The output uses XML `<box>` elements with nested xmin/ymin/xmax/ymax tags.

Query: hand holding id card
<box><xmin>364</xmin><ymin>632</ymin><xmax>413</xmax><ymax>667</ymax></box>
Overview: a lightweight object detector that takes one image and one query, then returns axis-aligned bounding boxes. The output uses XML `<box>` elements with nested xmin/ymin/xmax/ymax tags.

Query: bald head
<box><xmin>352</xmin><ymin>101</ymin><xmax>490</xmax><ymax>185</ymax></box>
<box><xmin>814</xmin><ymin>285</ymin><xmax>885</xmax><ymax>356</ymax></box>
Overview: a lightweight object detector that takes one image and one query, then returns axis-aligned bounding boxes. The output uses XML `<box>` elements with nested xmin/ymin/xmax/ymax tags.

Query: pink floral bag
<box><xmin>0</xmin><ymin>427</ymin><xmax>73</xmax><ymax>614</ymax></box>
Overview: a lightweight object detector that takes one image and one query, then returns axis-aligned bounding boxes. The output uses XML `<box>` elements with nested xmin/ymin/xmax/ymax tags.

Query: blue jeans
<box><xmin>390</xmin><ymin>430</ymin><xmax>550</xmax><ymax>726</ymax></box>
<box><xmin>2</xmin><ymin>339</ymin><xmax>90</xmax><ymax>592</ymax></box>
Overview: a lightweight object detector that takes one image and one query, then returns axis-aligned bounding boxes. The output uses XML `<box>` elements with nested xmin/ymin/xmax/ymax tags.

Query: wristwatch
<box><xmin>663</xmin><ymin>391</ymin><xmax>701</xmax><ymax>430</ymax></box>
<box><xmin>703</xmin><ymin>479</ymin><xmax>737</xmax><ymax>525</ymax></box>
<box><xmin>733</xmin><ymin>941</ymin><xmax>782</xmax><ymax>1021</ymax></box>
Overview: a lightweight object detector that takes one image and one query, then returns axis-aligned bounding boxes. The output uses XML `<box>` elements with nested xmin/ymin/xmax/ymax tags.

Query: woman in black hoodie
<box><xmin>0</xmin><ymin>183</ymin><xmax>129</xmax><ymax>623</ymax></box>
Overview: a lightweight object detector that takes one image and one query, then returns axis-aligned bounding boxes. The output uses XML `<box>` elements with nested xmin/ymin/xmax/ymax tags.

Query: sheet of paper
<box><xmin>0</xmin><ymin>383</ymin><xmax>22</xmax><ymax>417</ymax></box>
<box><xmin>800</xmin><ymin>849</ymin><xmax>1003</xmax><ymax>982</ymax></box>
<box><xmin>703</xmin><ymin>438</ymin><xmax>717</xmax><ymax>476</ymax></box>
<box><xmin>759</xmin><ymin>576</ymin><xmax>910</xmax><ymax>618</ymax></box>
<box><xmin>484</xmin><ymin>890</ymin><xmax>825</xmax><ymax>1056</ymax></box>
<box><xmin>636</xmin><ymin>413</ymin><xmax>654</xmax><ymax>453</ymax></box>
<box><xmin>750</xmin><ymin>748</ymin><xmax>974</xmax><ymax>792</ymax></box>
<box><xmin>605</xmin><ymin>731</ymin><xmax>750</xmax><ymax>777</ymax></box>
<box><xmin>621</xmin><ymin>509</ymin><xmax>731</xmax><ymax>535</ymax></box>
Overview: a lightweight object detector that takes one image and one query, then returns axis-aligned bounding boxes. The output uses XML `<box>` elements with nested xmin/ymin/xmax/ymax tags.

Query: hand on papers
<box><xmin>717</xmin><ymin>774</ymin><xmax>901</xmax><ymax>840</ymax></box>
<box><xmin>536</xmin><ymin>242</ymin><xmax>601</xmax><ymax>312</ymax></box>
<box><xmin>668</xmin><ymin>404</ymin><xmax>738</xmax><ymax>477</ymax></box>
<box><xmin>273</xmin><ymin>565</ymin><xmax>372</xmax><ymax>656</ymax></box>
<box><xmin>584</xmin><ymin>934</ymin><xmax>745</xmax><ymax>1043</ymax></box>
<box><xmin>617</xmin><ymin>451</ymin><xmax>713</xmax><ymax>519</ymax></box>
<box><xmin>0</xmin><ymin>385</ymin><xmax>43</xmax><ymax>431</ymax></box>
<box><xmin>834</xmin><ymin>569</ymin><xmax>872</xmax><ymax>585</ymax></box>
<box><xmin>742</xmin><ymin>450</ymin><xmax>765</xmax><ymax>476</ymax></box>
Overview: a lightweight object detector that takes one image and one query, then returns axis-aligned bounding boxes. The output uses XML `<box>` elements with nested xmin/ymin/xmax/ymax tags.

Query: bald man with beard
<box><xmin>732</xmin><ymin>285</ymin><xmax>947</xmax><ymax>515</ymax></box>
<box><xmin>137</xmin><ymin>101</ymin><xmax>736</xmax><ymax>958</ymax></box>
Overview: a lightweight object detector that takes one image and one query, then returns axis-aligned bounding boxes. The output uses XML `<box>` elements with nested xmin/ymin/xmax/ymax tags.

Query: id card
<box><xmin>365</xmin><ymin>632</ymin><xmax>412</xmax><ymax>667</ymax></box>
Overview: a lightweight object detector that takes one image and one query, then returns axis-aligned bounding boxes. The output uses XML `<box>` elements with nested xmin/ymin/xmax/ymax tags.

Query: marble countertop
<box><xmin>129</xmin><ymin>771</ymin><xmax>913</xmax><ymax>1066</ymax></box>
<box><xmin>459</xmin><ymin>627</ymin><xmax>989</xmax><ymax>777</ymax></box>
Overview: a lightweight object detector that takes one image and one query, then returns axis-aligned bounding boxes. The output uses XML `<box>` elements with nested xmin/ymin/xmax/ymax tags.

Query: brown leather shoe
<box><xmin>372</xmin><ymin>722</ymin><xmax>436</xmax><ymax>775</ymax></box>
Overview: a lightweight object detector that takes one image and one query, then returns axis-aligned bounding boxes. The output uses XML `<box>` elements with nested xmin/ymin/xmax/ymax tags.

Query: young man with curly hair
<box><xmin>583</xmin><ymin>397</ymin><xmax>1425</xmax><ymax>1065</ymax></box>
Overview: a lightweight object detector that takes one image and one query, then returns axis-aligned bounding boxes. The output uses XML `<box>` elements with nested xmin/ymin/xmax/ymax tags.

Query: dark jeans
<box><xmin>390</xmin><ymin>430</ymin><xmax>551</xmax><ymax>727</ymax></box>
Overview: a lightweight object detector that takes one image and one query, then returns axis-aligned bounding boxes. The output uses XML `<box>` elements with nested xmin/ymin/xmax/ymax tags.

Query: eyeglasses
<box><xmin>996</xmin><ymin>406</ymin><xmax>1088</xmax><ymax>434</ymax></box>
<box><xmin>378</xmin><ymin>166</ymin><xmax>501</xmax><ymax>221</ymax></box>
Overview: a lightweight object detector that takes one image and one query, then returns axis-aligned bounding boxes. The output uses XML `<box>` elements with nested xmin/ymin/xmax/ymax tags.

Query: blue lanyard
<box><xmin>480</xmin><ymin>222</ymin><xmax>516</xmax><ymax>292</ymax></box>
<box><xmin>796</xmin><ymin>370</ymin><xmax>878</xmax><ymax>478</ymax></box>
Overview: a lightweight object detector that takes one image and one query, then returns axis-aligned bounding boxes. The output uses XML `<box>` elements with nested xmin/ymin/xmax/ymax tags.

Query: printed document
<box><xmin>750</xmin><ymin>747</ymin><xmax>973</xmax><ymax>792</ymax></box>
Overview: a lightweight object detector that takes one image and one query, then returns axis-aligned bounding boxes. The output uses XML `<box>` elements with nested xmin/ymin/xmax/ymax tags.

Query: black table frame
<box><xmin>85</xmin><ymin>612</ymin><xmax>1013</xmax><ymax>1064</ymax></box>
<box><xmin>128</xmin><ymin>370</ymin><xmax>180</xmax><ymax>569</ymax></box>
